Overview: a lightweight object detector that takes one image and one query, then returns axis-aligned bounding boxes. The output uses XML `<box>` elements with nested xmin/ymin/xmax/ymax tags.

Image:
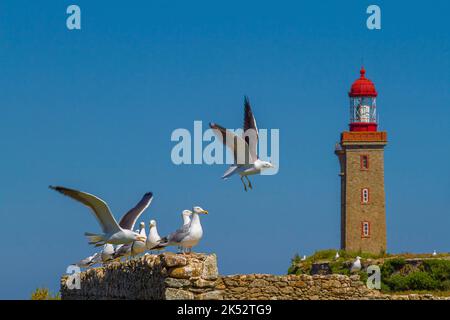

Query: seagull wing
<box><xmin>118</xmin><ymin>192</ymin><xmax>153</xmax><ymax>230</ymax></box>
<box><xmin>209</xmin><ymin>122</ymin><xmax>254</xmax><ymax>164</ymax></box>
<box><xmin>243</xmin><ymin>96</ymin><xmax>259</xmax><ymax>160</ymax></box>
<box><xmin>49</xmin><ymin>186</ymin><xmax>121</xmax><ymax>234</ymax></box>
<box><xmin>168</xmin><ymin>228</ymin><xmax>190</xmax><ymax>244</ymax></box>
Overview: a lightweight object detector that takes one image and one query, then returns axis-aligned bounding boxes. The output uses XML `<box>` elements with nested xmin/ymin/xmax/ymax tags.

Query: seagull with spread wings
<box><xmin>209</xmin><ymin>96</ymin><xmax>274</xmax><ymax>191</ymax></box>
<box><xmin>49</xmin><ymin>186</ymin><xmax>150</xmax><ymax>246</ymax></box>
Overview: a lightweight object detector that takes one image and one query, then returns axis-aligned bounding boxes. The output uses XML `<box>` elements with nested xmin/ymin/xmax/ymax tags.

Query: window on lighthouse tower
<box><xmin>362</xmin><ymin>221</ymin><xmax>370</xmax><ymax>237</ymax></box>
<box><xmin>361</xmin><ymin>188</ymin><xmax>370</xmax><ymax>203</ymax></box>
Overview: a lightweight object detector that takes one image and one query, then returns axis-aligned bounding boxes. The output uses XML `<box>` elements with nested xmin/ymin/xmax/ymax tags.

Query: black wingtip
<box><xmin>144</xmin><ymin>192</ymin><xmax>153</xmax><ymax>198</ymax></box>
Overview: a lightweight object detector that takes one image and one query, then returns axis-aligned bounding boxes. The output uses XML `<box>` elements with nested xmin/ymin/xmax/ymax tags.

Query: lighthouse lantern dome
<box><xmin>348</xmin><ymin>67</ymin><xmax>378</xmax><ymax>132</ymax></box>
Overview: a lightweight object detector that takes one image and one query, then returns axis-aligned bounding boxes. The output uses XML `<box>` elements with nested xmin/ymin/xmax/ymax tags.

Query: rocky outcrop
<box><xmin>60</xmin><ymin>253</ymin><xmax>449</xmax><ymax>300</ymax></box>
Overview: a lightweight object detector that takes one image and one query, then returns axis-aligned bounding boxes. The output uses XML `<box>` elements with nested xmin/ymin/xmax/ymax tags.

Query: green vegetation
<box><xmin>31</xmin><ymin>288</ymin><xmax>61</xmax><ymax>300</ymax></box>
<box><xmin>381</xmin><ymin>259</ymin><xmax>450</xmax><ymax>292</ymax></box>
<box><xmin>288</xmin><ymin>250</ymin><xmax>450</xmax><ymax>294</ymax></box>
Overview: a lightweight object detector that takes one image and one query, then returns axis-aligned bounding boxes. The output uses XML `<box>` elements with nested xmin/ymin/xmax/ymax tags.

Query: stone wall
<box><xmin>61</xmin><ymin>253</ymin><xmax>220</xmax><ymax>300</ymax></box>
<box><xmin>61</xmin><ymin>253</ymin><xmax>449</xmax><ymax>300</ymax></box>
<box><xmin>218</xmin><ymin>274</ymin><xmax>379</xmax><ymax>300</ymax></box>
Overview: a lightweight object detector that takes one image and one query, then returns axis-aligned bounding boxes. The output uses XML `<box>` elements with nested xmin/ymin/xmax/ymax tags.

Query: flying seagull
<box><xmin>117</xmin><ymin>193</ymin><xmax>154</xmax><ymax>231</ymax></box>
<box><xmin>49</xmin><ymin>186</ymin><xmax>148</xmax><ymax>246</ymax></box>
<box><xmin>156</xmin><ymin>206</ymin><xmax>208</xmax><ymax>253</ymax></box>
<box><xmin>209</xmin><ymin>96</ymin><xmax>274</xmax><ymax>191</ymax></box>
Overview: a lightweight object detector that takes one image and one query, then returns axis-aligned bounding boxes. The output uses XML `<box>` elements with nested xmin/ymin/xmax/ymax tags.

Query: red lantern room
<box><xmin>348</xmin><ymin>67</ymin><xmax>378</xmax><ymax>132</ymax></box>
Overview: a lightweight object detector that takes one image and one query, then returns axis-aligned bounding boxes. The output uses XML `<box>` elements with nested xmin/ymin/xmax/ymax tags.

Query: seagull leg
<box><xmin>245</xmin><ymin>176</ymin><xmax>253</xmax><ymax>189</ymax></box>
<box><xmin>240</xmin><ymin>176</ymin><xmax>248</xmax><ymax>191</ymax></box>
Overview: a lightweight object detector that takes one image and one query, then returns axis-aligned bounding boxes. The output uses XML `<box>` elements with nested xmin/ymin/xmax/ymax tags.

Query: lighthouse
<box><xmin>335</xmin><ymin>67</ymin><xmax>387</xmax><ymax>254</ymax></box>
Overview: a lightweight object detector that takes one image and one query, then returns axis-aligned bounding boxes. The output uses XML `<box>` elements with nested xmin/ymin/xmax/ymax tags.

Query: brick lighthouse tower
<box><xmin>335</xmin><ymin>67</ymin><xmax>387</xmax><ymax>254</ymax></box>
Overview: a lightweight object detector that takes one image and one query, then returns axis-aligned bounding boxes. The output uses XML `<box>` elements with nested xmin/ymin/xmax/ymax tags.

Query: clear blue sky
<box><xmin>0</xmin><ymin>0</ymin><xmax>449</xmax><ymax>299</ymax></box>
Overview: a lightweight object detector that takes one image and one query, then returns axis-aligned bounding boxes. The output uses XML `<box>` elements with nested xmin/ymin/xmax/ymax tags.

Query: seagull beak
<box><xmin>137</xmin><ymin>236</ymin><xmax>146</xmax><ymax>242</ymax></box>
<box><xmin>202</xmin><ymin>210</ymin><xmax>208</xmax><ymax>215</ymax></box>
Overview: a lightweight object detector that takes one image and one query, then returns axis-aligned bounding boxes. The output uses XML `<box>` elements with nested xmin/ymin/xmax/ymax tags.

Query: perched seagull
<box><xmin>301</xmin><ymin>255</ymin><xmax>307</xmax><ymax>261</ymax></box>
<box><xmin>49</xmin><ymin>186</ymin><xmax>148</xmax><ymax>246</ymax></box>
<box><xmin>210</xmin><ymin>96</ymin><xmax>274</xmax><ymax>191</ymax></box>
<box><xmin>335</xmin><ymin>251</ymin><xmax>340</xmax><ymax>260</ymax></box>
<box><xmin>176</xmin><ymin>210</ymin><xmax>193</xmax><ymax>252</ymax></box>
<box><xmin>100</xmin><ymin>243</ymin><xmax>115</xmax><ymax>264</ymax></box>
<box><xmin>350</xmin><ymin>256</ymin><xmax>362</xmax><ymax>273</ymax></box>
<box><xmin>432</xmin><ymin>250</ymin><xmax>437</xmax><ymax>256</ymax></box>
<box><xmin>156</xmin><ymin>206</ymin><xmax>208</xmax><ymax>253</ymax></box>
<box><xmin>130</xmin><ymin>222</ymin><xmax>147</xmax><ymax>257</ymax></box>
<box><xmin>74</xmin><ymin>252</ymin><xmax>100</xmax><ymax>268</ymax></box>
<box><xmin>113</xmin><ymin>243</ymin><xmax>131</xmax><ymax>261</ymax></box>
<box><xmin>181</xmin><ymin>209</ymin><xmax>192</xmax><ymax>228</ymax></box>
<box><xmin>146</xmin><ymin>220</ymin><xmax>162</xmax><ymax>251</ymax></box>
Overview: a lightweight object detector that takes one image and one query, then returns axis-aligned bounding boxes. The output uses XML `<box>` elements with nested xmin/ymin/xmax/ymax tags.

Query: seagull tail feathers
<box><xmin>151</xmin><ymin>237</ymin><xmax>170</xmax><ymax>250</ymax></box>
<box><xmin>84</xmin><ymin>232</ymin><xmax>104</xmax><ymax>245</ymax></box>
<box><xmin>222</xmin><ymin>165</ymin><xmax>239</xmax><ymax>179</ymax></box>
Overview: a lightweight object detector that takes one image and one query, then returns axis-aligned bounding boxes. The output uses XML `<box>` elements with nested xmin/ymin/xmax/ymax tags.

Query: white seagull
<box><xmin>432</xmin><ymin>250</ymin><xmax>437</xmax><ymax>256</ymax></box>
<box><xmin>350</xmin><ymin>256</ymin><xmax>362</xmax><ymax>273</ymax></box>
<box><xmin>181</xmin><ymin>209</ymin><xmax>192</xmax><ymax>227</ymax></box>
<box><xmin>100</xmin><ymin>243</ymin><xmax>115</xmax><ymax>264</ymax></box>
<box><xmin>301</xmin><ymin>255</ymin><xmax>307</xmax><ymax>261</ymax></box>
<box><xmin>156</xmin><ymin>206</ymin><xmax>208</xmax><ymax>253</ymax></box>
<box><xmin>210</xmin><ymin>96</ymin><xmax>274</xmax><ymax>191</ymax></box>
<box><xmin>335</xmin><ymin>251</ymin><xmax>340</xmax><ymax>260</ymax></box>
<box><xmin>176</xmin><ymin>210</ymin><xmax>193</xmax><ymax>252</ymax></box>
<box><xmin>74</xmin><ymin>252</ymin><xmax>100</xmax><ymax>268</ymax></box>
<box><xmin>130</xmin><ymin>222</ymin><xmax>147</xmax><ymax>257</ymax></box>
<box><xmin>146</xmin><ymin>220</ymin><xmax>162</xmax><ymax>251</ymax></box>
<box><xmin>50</xmin><ymin>186</ymin><xmax>149</xmax><ymax>246</ymax></box>
<box><xmin>113</xmin><ymin>224</ymin><xmax>147</xmax><ymax>261</ymax></box>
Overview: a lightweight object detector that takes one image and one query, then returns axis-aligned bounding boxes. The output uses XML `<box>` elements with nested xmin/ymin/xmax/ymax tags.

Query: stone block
<box><xmin>196</xmin><ymin>290</ymin><xmax>223</xmax><ymax>300</ymax></box>
<box><xmin>161</xmin><ymin>252</ymin><xmax>188</xmax><ymax>268</ymax></box>
<box><xmin>165</xmin><ymin>288</ymin><xmax>194</xmax><ymax>300</ymax></box>
<box><xmin>164</xmin><ymin>278</ymin><xmax>190</xmax><ymax>288</ymax></box>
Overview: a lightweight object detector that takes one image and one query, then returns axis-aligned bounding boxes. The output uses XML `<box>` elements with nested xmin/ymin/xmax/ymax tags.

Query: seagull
<box><xmin>146</xmin><ymin>220</ymin><xmax>162</xmax><ymax>251</ymax></box>
<box><xmin>156</xmin><ymin>206</ymin><xmax>208</xmax><ymax>253</ymax></box>
<box><xmin>301</xmin><ymin>255</ymin><xmax>307</xmax><ymax>261</ymax></box>
<box><xmin>113</xmin><ymin>243</ymin><xmax>131</xmax><ymax>261</ymax></box>
<box><xmin>74</xmin><ymin>252</ymin><xmax>100</xmax><ymax>268</ymax></box>
<box><xmin>335</xmin><ymin>251</ymin><xmax>340</xmax><ymax>260</ymax></box>
<box><xmin>209</xmin><ymin>96</ymin><xmax>274</xmax><ymax>191</ymax></box>
<box><xmin>181</xmin><ymin>209</ymin><xmax>192</xmax><ymax>228</ymax></box>
<box><xmin>176</xmin><ymin>210</ymin><xmax>193</xmax><ymax>252</ymax></box>
<box><xmin>113</xmin><ymin>225</ymin><xmax>146</xmax><ymax>261</ymax></box>
<box><xmin>350</xmin><ymin>256</ymin><xmax>362</xmax><ymax>273</ymax></box>
<box><xmin>100</xmin><ymin>243</ymin><xmax>115</xmax><ymax>264</ymax></box>
<box><xmin>49</xmin><ymin>186</ymin><xmax>148</xmax><ymax>246</ymax></box>
<box><xmin>130</xmin><ymin>222</ymin><xmax>147</xmax><ymax>257</ymax></box>
<box><xmin>432</xmin><ymin>250</ymin><xmax>437</xmax><ymax>256</ymax></box>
